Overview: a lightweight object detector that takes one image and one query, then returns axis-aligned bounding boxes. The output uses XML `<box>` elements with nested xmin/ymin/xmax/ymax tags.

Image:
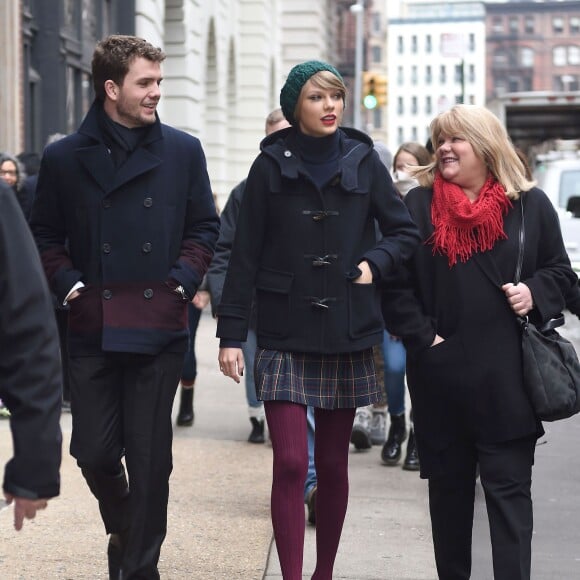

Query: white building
<box><xmin>386</xmin><ymin>1</ymin><xmax>486</xmax><ymax>153</ymax></box>
<box><xmin>135</xmin><ymin>0</ymin><xmax>336</xmax><ymax>207</ymax></box>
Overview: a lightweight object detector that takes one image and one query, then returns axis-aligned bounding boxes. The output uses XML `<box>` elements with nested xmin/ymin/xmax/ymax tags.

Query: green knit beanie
<box><xmin>280</xmin><ymin>60</ymin><xmax>344</xmax><ymax>125</ymax></box>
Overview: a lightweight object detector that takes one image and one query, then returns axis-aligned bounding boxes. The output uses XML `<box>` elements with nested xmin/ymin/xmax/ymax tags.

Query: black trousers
<box><xmin>428</xmin><ymin>435</ymin><xmax>536</xmax><ymax>580</ymax></box>
<box><xmin>69</xmin><ymin>352</ymin><xmax>182</xmax><ymax>580</ymax></box>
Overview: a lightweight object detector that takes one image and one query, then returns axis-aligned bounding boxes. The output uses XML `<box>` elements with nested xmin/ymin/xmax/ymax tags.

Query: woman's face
<box><xmin>436</xmin><ymin>132</ymin><xmax>487</xmax><ymax>192</ymax></box>
<box><xmin>296</xmin><ymin>79</ymin><xmax>344</xmax><ymax>137</ymax></box>
<box><xmin>0</xmin><ymin>160</ymin><xmax>18</xmax><ymax>187</ymax></box>
<box><xmin>395</xmin><ymin>150</ymin><xmax>419</xmax><ymax>174</ymax></box>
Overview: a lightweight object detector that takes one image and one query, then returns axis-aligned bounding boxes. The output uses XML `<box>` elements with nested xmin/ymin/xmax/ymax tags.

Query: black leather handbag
<box><xmin>515</xmin><ymin>196</ymin><xmax>580</xmax><ymax>421</ymax></box>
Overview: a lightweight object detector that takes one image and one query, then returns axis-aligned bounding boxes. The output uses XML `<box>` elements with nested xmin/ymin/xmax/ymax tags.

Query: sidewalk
<box><xmin>0</xmin><ymin>309</ymin><xmax>437</xmax><ymax>579</ymax></box>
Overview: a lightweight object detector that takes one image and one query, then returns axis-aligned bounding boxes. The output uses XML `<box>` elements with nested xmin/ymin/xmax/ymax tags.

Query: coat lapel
<box><xmin>111</xmin><ymin>148</ymin><xmax>163</xmax><ymax>192</ymax></box>
<box><xmin>76</xmin><ymin>145</ymin><xmax>115</xmax><ymax>193</ymax></box>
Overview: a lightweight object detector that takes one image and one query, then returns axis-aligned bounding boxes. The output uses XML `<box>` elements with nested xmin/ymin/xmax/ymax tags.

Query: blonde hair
<box><xmin>414</xmin><ymin>104</ymin><xmax>535</xmax><ymax>199</ymax></box>
<box><xmin>294</xmin><ymin>70</ymin><xmax>346</xmax><ymax>123</ymax></box>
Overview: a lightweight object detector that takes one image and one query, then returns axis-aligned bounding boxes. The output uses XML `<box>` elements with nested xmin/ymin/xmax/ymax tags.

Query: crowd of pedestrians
<box><xmin>1</xmin><ymin>32</ymin><xmax>578</xmax><ymax>580</ymax></box>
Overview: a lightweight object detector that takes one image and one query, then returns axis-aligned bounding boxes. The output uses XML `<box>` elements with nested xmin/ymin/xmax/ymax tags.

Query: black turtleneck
<box><xmin>295</xmin><ymin>129</ymin><xmax>341</xmax><ymax>189</ymax></box>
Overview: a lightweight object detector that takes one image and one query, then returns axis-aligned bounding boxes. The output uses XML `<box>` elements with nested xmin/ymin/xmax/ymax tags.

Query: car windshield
<box><xmin>560</xmin><ymin>169</ymin><xmax>580</xmax><ymax>208</ymax></box>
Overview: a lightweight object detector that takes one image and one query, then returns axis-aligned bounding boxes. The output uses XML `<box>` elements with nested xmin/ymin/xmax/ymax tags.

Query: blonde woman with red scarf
<box><xmin>381</xmin><ymin>104</ymin><xmax>576</xmax><ymax>580</ymax></box>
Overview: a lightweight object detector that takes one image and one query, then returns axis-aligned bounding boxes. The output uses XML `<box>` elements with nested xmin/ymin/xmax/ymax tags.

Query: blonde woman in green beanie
<box><xmin>217</xmin><ymin>60</ymin><xmax>420</xmax><ymax>579</ymax></box>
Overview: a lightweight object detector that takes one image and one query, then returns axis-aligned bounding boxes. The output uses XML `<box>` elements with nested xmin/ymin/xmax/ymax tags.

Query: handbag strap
<box><xmin>514</xmin><ymin>193</ymin><xmax>525</xmax><ymax>284</ymax></box>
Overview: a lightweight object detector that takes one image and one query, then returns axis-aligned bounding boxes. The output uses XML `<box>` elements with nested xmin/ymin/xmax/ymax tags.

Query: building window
<box><xmin>439</xmin><ymin>65</ymin><xmax>446</xmax><ymax>84</ymax></box>
<box><xmin>492</xmin><ymin>17</ymin><xmax>503</xmax><ymax>34</ymax></box>
<box><xmin>509</xmin><ymin>16</ymin><xmax>518</xmax><ymax>34</ymax></box>
<box><xmin>521</xmin><ymin>47</ymin><xmax>534</xmax><ymax>68</ymax></box>
<box><xmin>553</xmin><ymin>17</ymin><xmax>564</xmax><ymax>34</ymax></box>
<box><xmin>411</xmin><ymin>35</ymin><xmax>418</xmax><ymax>54</ymax></box>
<box><xmin>468</xmin><ymin>33</ymin><xmax>475</xmax><ymax>51</ymax></box>
<box><xmin>425</xmin><ymin>65</ymin><xmax>432</xmax><ymax>84</ymax></box>
<box><xmin>372</xmin><ymin>46</ymin><xmax>382</xmax><ymax>64</ymax></box>
<box><xmin>553</xmin><ymin>46</ymin><xmax>567</xmax><ymax>66</ymax></box>
<box><xmin>411</xmin><ymin>127</ymin><xmax>418</xmax><ymax>141</ymax></box>
<box><xmin>468</xmin><ymin>95</ymin><xmax>476</xmax><ymax>105</ymax></box>
<box><xmin>411</xmin><ymin>96</ymin><xmax>418</xmax><ymax>114</ymax></box>
<box><xmin>571</xmin><ymin>17</ymin><xmax>580</xmax><ymax>34</ymax></box>
<box><xmin>397</xmin><ymin>36</ymin><xmax>404</xmax><ymax>54</ymax></box>
<box><xmin>426</xmin><ymin>35</ymin><xmax>432</xmax><ymax>53</ymax></box>
<box><xmin>397</xmin><ymin>127</ymin><xmax>404</xmax><ymax>144</ymax></box>
<box><xmin>425</xmin><ymin>95</ymin><xmax>432</xmax><ymax>115</ymax></box>
<box><xmin>411</xmin><ymin>65</ymin><xmax>418</xmax><ymax>85</ymax></box>
<box><xmin>493</xmin><ymin>49</ymin><xmax>508</xmax><ymax>66</ymax></box>
<box><xmin>508</xmin><ymin>77</ymin><xmax>519</xmax><ymax>92</ymax></box>
<box><xmin>455</xmin><ymin>63</ymin><xmax>464</xmax><ymax>84</ymax></box>
<box><xmin>371</xmin><ymin>12</ymin><xmax>382</xmax><ymax>35</ymax></box>
<box><xmin>569</xmin><ymin>46</ymin><xmax>580</xmax><ymax>65</ymax></box>
<box><xmin>525</xmin><ymin>16</ymin><xmax>535</xmax><ymax>34</ymax></box>
<box><xmin>397</xmin><ymin>96</ymin><xmax>404</xmax><ymax>115</ymax></box>
<box><xmin>397</xmin><ymin>66</ymin><xmax>404</xmax><ymax>85</ymax></box>
<box><xmin>469</xmin><ymin>64</ymin><xmax>475</xmax><ymax>83</ymax></box>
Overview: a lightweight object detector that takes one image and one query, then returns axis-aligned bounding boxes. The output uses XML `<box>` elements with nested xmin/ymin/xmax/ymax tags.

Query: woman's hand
<box><xmin>354</xmin><ymin>261</ymin><xmax>373</xmax><ymax>284</ymax></box>
<box><xmin>501</xmin><ymin>282</ymin><xmax>533</xmax><ymax>317</ymax></box>
<box><xmin>218</xmin><ymin>348</ymin><xmax>245</xmax><ymax>384</ymax></box>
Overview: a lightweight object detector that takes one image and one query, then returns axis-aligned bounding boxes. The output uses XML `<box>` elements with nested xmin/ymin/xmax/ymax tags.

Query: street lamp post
<box><xmin>350</xmin><ymin>0</ymin><xmax>364</xmax><ymax>130</ymax></box>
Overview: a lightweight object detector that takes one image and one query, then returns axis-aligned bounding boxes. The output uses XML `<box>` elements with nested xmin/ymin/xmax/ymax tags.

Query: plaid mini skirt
<box><xmin>254</xmin><ymin>348</ymin><xmax>382</xmax><ymax>410</ymax></box>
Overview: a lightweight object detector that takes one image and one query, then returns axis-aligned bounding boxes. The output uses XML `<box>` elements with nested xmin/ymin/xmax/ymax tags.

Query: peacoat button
<box><xmin>142</xmin><ymin>242</ymin><xmax>152</xmax><ymax>253</ymax></box>
<box><xmin>102</xmin><ymin>198</ymin><xmax>112</xmax><ymax>209</ymax></box>
<box><xmin>102</xmin><ymin>242</ymin><xmax>111</xmax><ymax>254</ymax></box>
<box><xmin>284</xmin><ymin>150</ymin><xmax>292</xmax><ymax>157</ymax></box>
<box><xmin>143</xmin><ymin>197</ymin><xmax>153</xmax><ymax>207</ymax></box>
<box><xmin>103</xmin><ymin>289</ymin><xmax>112</xmax><ymax>300</ymax></box>
<box><xmin>143</xmin><ymin>288</ymin><xmax>154</xmax><ymax>299</ymax></box>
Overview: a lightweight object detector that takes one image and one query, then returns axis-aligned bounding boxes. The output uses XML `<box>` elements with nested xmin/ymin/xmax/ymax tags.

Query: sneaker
<box><xmin>350</xmin><ymin>407</ymin><xmax>372</xmax><ymax>450</ymax></box>
<box><xmin>0</xmin><ymin>402</ymin><xmax>10</xmax><ymax>418</ymax></box>
<box><xmin>370</xmin><ymin>410</ymin><xmax>387</xmax><ymax>445</ymax></box>
<box><xmin>305</xmin><ymin>485</ymin><xmax>317</xmax><ymax>526</ymax></box>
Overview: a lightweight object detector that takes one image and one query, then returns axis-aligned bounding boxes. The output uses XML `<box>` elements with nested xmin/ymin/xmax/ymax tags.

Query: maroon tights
<box><xmin>264</xmin><ymin>401</ymin><xmax>356</xmax><ymax>580</ymax></box>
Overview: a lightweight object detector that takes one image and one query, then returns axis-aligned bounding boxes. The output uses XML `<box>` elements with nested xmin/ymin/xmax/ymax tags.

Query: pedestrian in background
<box><xmin>381</xmin><ymin>141</ymin><xmax>432</xmax><ymax>471</ymax></box>
<box><xmin>0</xmin><ymin>153</ymin><xmax>29</xmax><ymax>219</ymax></box>
<box><xmin>30</xmin><ymin>35</ymin><xmax>219</xmax><ymax>579</ymax></box>
<box><xmin>217</xmin><ymin>60</ymin><xmax>420</xmax><ymax>579</ymax></box>
<box><xmin>0</xmin><ymin>178</ymin><xmax>62</xmax><ymax>531</ymax></box>
<box><xmin>382</xmin><ymin>104</ymin><xmax>576</xmax><ymax>580</ymax></box>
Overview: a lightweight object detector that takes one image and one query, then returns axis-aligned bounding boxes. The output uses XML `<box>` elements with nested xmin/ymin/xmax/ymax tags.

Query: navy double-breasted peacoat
<box><xmin>31</xmin><ymin>100</ymin><xmax>220</xmax><ymax>356</ymax></box>
<box><xmin>216</xmin><ymin>127</ymin><xmax>421</xmax><ymax>353</ymax></box>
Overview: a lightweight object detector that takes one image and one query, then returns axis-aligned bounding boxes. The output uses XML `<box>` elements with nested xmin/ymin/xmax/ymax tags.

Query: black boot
<box><xmin>403</xmin><ymin>428</ymin><xmax>420</xmax><ymax>471</ymax></box>
<box><xmin>176</xmin><ymin>385</ymin><xmax>194</xmax><ymax>427</ymax></box>
<box><xmin>381</xmin><ymin>413</ymin><xmax>407</xmax><ymax>466</ymax></box>
<box><xmin>248</xmin><ymin>417</ymin><xmax>265</xmax><ymax>443</ymax></box>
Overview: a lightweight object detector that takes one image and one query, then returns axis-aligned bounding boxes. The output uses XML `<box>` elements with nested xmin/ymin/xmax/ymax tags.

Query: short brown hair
<box><xmin>92</xmin><ymin>35</ymin><xmax>165</xmax><ymax>101</ymax></box>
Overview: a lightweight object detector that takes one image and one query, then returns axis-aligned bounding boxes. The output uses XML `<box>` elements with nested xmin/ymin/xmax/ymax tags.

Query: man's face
<box><xmin>108</xmin><ymin>57</ymin><xmax>162</xmax><ymax>128</ymax></box>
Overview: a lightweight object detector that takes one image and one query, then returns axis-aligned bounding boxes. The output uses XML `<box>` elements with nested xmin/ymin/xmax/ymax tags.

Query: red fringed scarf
<box><xmin>429</xmin><ymin>172</ymin><xmax>512</xmax><ymax>267</ymax></box>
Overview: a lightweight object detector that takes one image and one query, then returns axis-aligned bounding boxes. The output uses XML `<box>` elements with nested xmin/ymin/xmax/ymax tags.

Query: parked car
<box><xmin>534</xmin><ymin>156</ymin><xmax>580</xmax><ymax>272</ymax></box>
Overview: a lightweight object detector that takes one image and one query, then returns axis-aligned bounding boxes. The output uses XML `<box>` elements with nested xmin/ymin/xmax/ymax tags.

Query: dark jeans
<box><xmin>69</xmin><ymin>351</ymin><xmax>182</xmax><ymax>580</ymax></box>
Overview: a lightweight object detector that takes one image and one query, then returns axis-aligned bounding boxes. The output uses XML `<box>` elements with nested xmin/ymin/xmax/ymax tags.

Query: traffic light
<box><xmin>374</xmin><ymin>74</ymin><xmax>388</xmax><ymax>107</ymax></box>
<box><xmin>362</xmin><ymin>71</ymin><xmax>377</xmax><ymax>109</ymax></box>
<box><xmin>362</xmin><ymin>72</ymin><xmax>388</xmax><ymax>109</ymax></box>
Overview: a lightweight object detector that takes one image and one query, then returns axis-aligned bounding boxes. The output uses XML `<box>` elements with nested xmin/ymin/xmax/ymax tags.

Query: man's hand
<box><xmin>4</xmin><ymin>493</ymin><xmax>49</xmax><ymax>531</ymax></box>
<box><xmin>192</xmin><ymin>290</ymin><xmax>211</xmax><ymax>310</ymax></box>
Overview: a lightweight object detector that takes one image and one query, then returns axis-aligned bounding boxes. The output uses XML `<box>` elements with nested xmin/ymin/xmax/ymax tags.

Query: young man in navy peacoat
<box><xmin>30</xmin><ymin>35</ymin><xmax>219</xmax><ymax>579</ymax></box>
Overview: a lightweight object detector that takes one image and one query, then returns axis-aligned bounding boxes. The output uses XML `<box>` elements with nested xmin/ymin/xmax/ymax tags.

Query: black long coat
<box><xmin>216</xmin><ymin>127</ymin><xmax>421</xmax><ymax>353</ymax></box>
<box><xmin>0</xmin><ymin>181</ymin><xmax>62</xmax><ymax>499</ymax></box>
<box><xmin>382</xmin><ymin>186</ymin><xmax>577</xmax><ymax>478</ymax></box>
<box><xmin>30</xmin><ymin>101</ymin><xmax>220</xmax><ymax>356</ymax></box>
